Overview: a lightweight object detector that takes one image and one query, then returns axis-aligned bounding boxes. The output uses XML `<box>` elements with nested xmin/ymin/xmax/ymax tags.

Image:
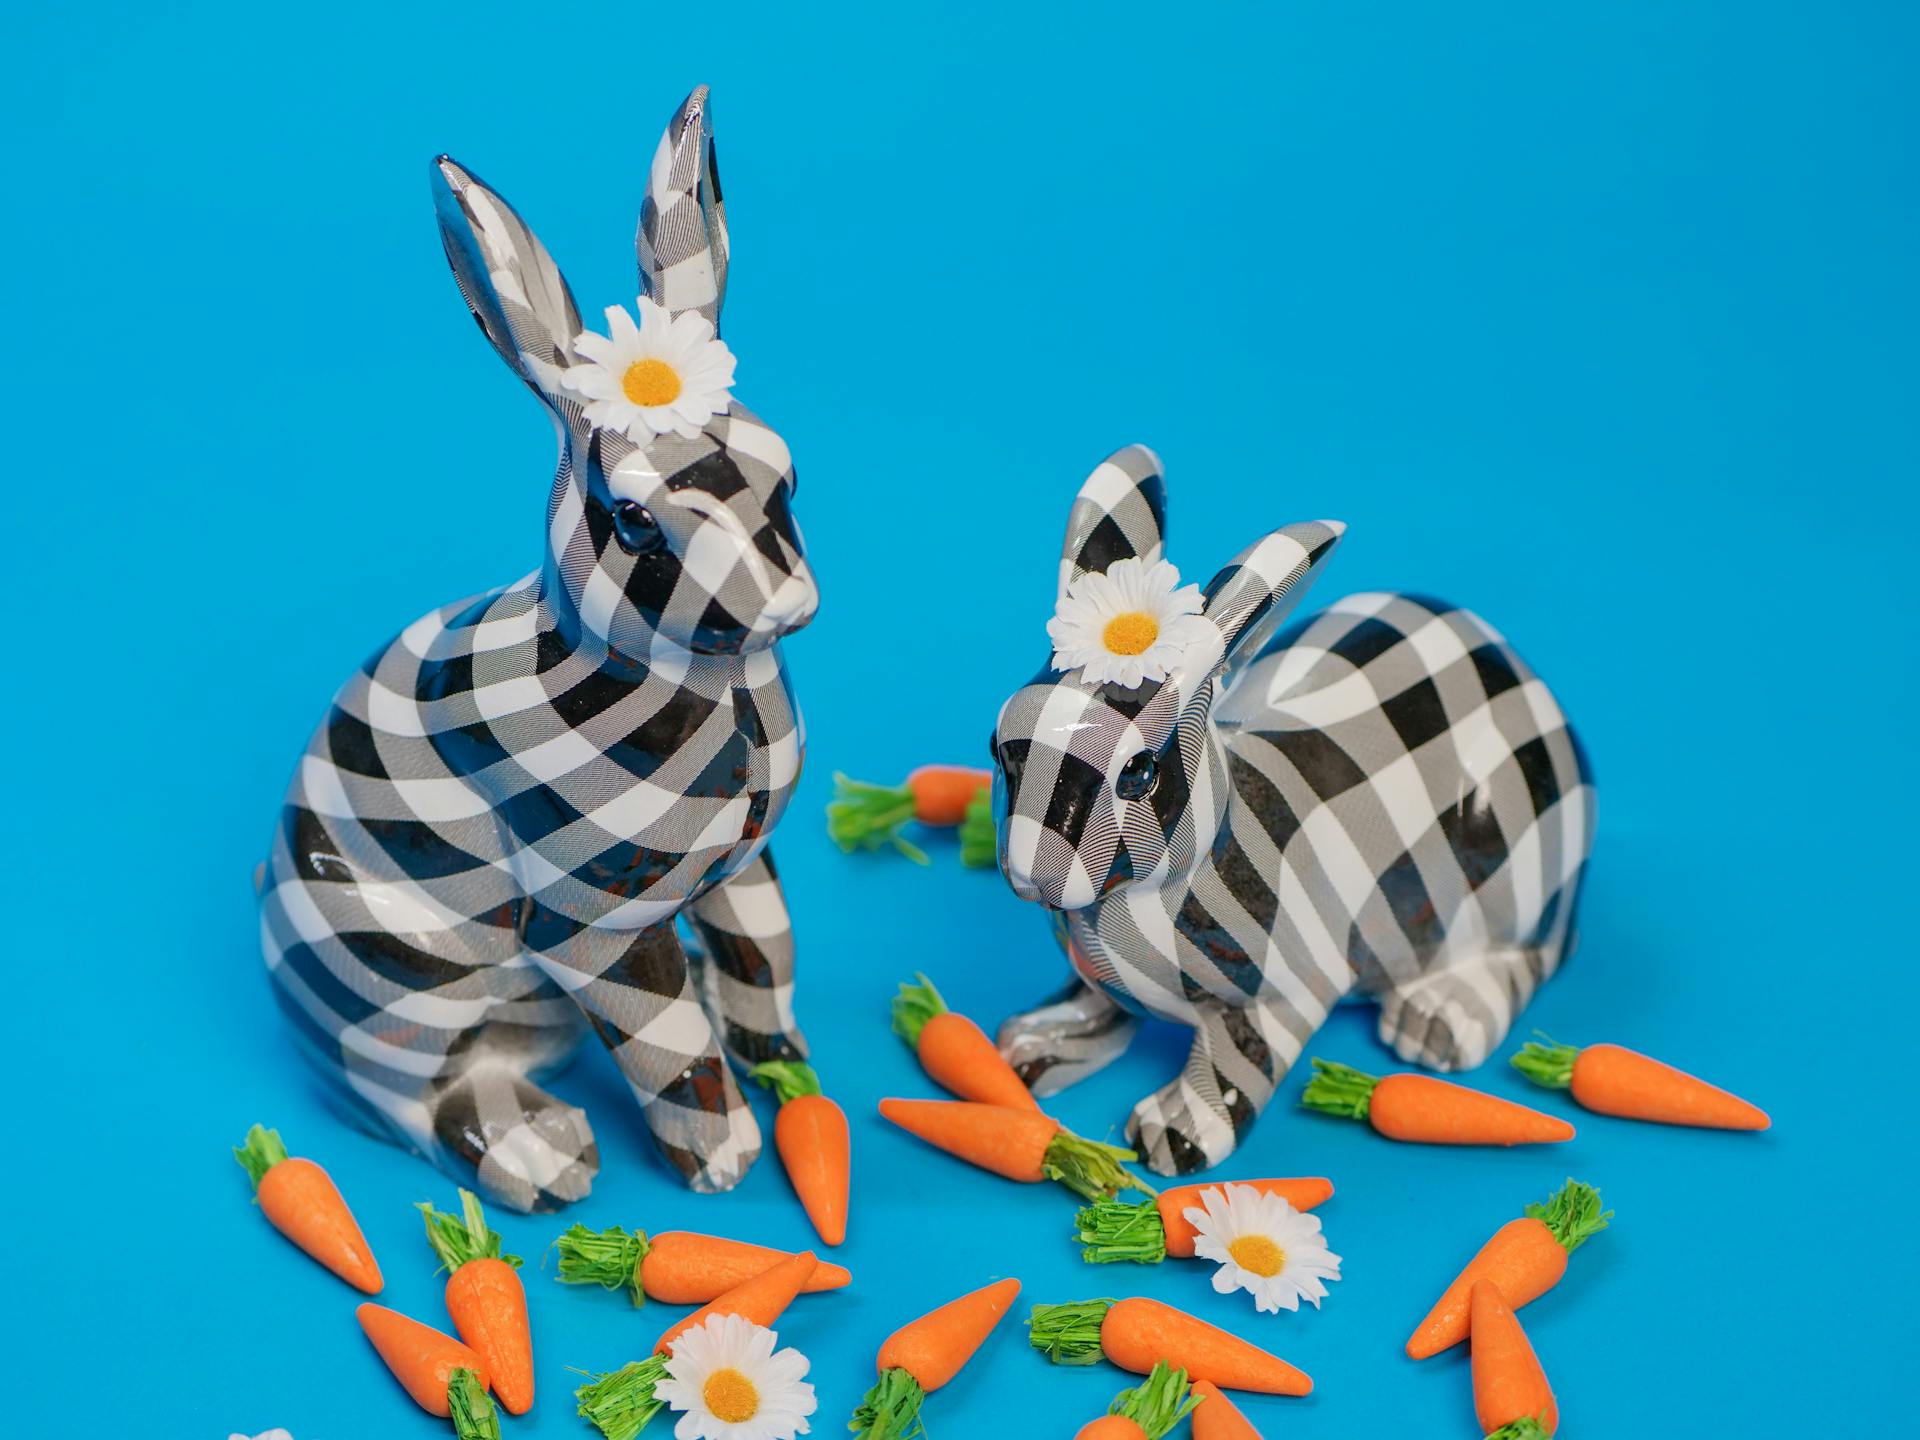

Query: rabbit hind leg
<box><xmin>1376</xmin><ymin>945</ymin><xmax>1553</xmax><ymax>1072</ymax></box>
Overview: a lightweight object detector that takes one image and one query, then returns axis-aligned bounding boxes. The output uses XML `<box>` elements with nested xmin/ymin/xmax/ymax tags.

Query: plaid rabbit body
<box><xmin>259</xmin><ymin>89</ymin><xmax>819</xmax><ymax>1211</ymax></box>
<box><xmin>992</xmin><ymin>447</ymin><xmax>1595</xmax><ymax>1175</ymax></box>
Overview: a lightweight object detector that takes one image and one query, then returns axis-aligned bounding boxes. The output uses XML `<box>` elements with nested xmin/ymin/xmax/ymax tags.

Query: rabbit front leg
<box><xmin>683</xmin><ymin>850</ymin><xmax>810</xmax><ymax>1070</ymax></box>
<box><xmin>997</xmin><ymin>976</ymin><xmax>1140</xmax><ymax>1099</ymax></box>
<box><xmin>529</xmin><ymin>912</ymin><xmax>761</xmax><ymax>1193</ymax></box>
<box><xmin>1127</xmin><ymin>995</ymin><xmax>1302</xmax><ymax>1177</ymax></box>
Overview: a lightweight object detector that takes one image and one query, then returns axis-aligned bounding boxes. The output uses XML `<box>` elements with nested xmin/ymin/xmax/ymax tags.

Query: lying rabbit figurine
<box><xmin>991</xmin><ymin>446</ymin><xmax>1594</xmax><ymax>1175</ymax></box>
<box><xmin>258</xmin><ymin>88</ymin><xmax>818</xmax><ymax>1211</ymax></box>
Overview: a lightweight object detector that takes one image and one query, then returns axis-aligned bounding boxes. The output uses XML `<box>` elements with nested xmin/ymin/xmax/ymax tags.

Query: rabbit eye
<box><xmin>612</xmin><ymin>500</ymin><xmax>664</xmax><ymax>556</ymax></box>
<box><xmin>1115</xmin><ymin>751</ymin><xmax>1159</xmax><ymax>802</ymax></box>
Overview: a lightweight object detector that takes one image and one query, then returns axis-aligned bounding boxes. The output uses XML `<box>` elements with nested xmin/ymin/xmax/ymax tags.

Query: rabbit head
<box><xmin>432</xmin><ymin>87</ymin><xmax>817</xmax><ymax>658</ymax></box>
<box><xmin>991</xmin><ymin>446</ymin><xmax>1345</xmax><ymax>910</ymax></box>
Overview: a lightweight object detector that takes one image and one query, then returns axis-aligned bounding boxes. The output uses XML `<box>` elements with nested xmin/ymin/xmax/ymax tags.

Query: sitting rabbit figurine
<box><xmin>258</xmin><ymin>88</ymin><xmax>818</xmax><ymax>1211</ymax></box>
<box><xmin>990</xmin><ymin>446</ymin><xmax>1594</xmax><ymax>1175</ymax></box>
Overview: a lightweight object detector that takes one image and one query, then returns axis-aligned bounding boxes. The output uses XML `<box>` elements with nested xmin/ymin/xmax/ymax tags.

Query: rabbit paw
<box><xmin>642</xmin><ymin>1057</ymin><xmax>763</xmax><ymax>1194</ymax></box>
<box><xmin>432</xmin><ymin>1068</ymin><xmax>598</xmax><ymax>1214</ymax></box>
<box><xmin>1377</xmin><ymin>951</ymin><xmax>1543</xmax><ymax>1072</ymax></box>
<box><xmin>997</xmin><ymin>982</ymin><xmax>1138</xmax><ymax>1099</ymax></box>
<box><xmin>1125</xmin><ymin>1076</ymin><xmax>1241</xmax><ymax>1177</ymax></box>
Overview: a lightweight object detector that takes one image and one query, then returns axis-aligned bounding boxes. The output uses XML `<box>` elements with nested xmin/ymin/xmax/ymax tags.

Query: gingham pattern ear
<box><xmin>1057</xmin><ymin>444</ymin><xmax>1168</xmax><ymax>601</ymax></box>
<box><xmin>1184</xmin><ymin>520</ymin><xmax>1346</xmax><ymax>688</ymax></box>
<box><xmin>433</xmin><ymin>156</ymin><xmax>584</xmax><ymax>407</ymax></box>
<box><xmin>638</xmin><ymin>85</ymin><xmax>728</xmax><ymax>328</ymax></box>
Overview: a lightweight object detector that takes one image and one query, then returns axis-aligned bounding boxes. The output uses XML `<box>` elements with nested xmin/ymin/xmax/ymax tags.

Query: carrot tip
<box><xmin>232</xmin><ymin>1123</ymin><xmax>290</xmax><ymax>1191</ymax></box>
<box><xmin>1108</xmin><ymin>1361</ymin><xmax>1199</xmax><ymax>1438</ymax></box>
<box><xmin>449</xmin><ymin>1368</ymin><xmax>501</xmax><ymax>1440</ymax></box>
<box><xmin>1524</xmin><ymin>1178</ymin><xmax>1613</xmax><ymax>1254</ymax></box>
<box><xmin>891</xmin><ymin>974</ymin><xmax>949</xmax><ymax>1047</ymax></box>
<box><xmin>574</xmin><ymin>1356</ymin><xmax>668</xmax><ymax>1440</ymax></box>
<box><xmin>1298</xmin><ymin>1058</ymin><xmax>1380</xmax><ymax>1121</ymax></box>
<box><xmin>849</xmin><ymin>1365</ymin><xmax>926</xmax><ymax>1439</ymax></box>
<box><xmin>1509</xmin><ymin>1037</ymin><xmax>1578</xmax><ymax>1090</ymax></box>
<box><xmin>552</xmin><ymin>1224</ymin><xmax>649</xmax><ymax>1307</ymax></box>
<box><xmin>1028</xmin><ymin>1299</ymin><xmax>1115</xmax><ymax>1365</ymax></box>
<box><xmin>1075</xmin><ymin>1196</ymin><xmax>1168</xmax><ymax>1265</ymax></box>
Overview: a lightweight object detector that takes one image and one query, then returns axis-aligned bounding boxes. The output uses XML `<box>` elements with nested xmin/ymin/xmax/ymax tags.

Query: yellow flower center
<box><xmin>1102</xmin><ymin>611</ymin><xmax>1160</xmax><ymax>656</ymax></box>
<box><xmin>1228</xmin><ymin>1234</ymin><xmax>1287</xmax><ymax>1278</ymax></box>
<box><xmin>702</xmin><ymin>1367</ymin><xmax>759</xmax><ymax>1424</ymax></box>
<box><xmin>622</xmin><ymin>357</ymin><xmax>683</xmax><ymax>407</ymax></box>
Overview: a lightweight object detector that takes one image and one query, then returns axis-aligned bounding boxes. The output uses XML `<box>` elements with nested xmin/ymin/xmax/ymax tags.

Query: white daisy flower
<box><xmin>654</xmin><ymin>1312</ymin><xmax>817</xmax><ymax>1440</ymax></box>
<box><xmin>560</xmin><ymin>296</ymin><xmax>737</xmax><ymax>442</ymax></box>
<box><xmin>1047</xmin><ymin>556</ymin><xmax>1213</xmax><ymax>689</ymax></box>
<box><xmin>1185</xmin><ymin>1183</ymin><xmax>1343</xmax><ymax>1314</ymax></box>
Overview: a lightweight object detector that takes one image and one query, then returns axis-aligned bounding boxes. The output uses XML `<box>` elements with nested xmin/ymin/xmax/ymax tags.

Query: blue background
<box><xmin>8</xmin><ymin>2</ymin><xmax>1914</xmax><ymax>1433</ymax></box>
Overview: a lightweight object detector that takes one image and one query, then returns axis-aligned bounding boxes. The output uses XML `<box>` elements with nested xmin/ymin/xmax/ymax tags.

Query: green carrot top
<box><xmin>1298</xmin><ymin>1058</ymin><xmax>1381</xmax><ymax>1119</ymax></box>
<box><xmin>1524</xmin><ymin>1179</ymin><xmax>1612</xmax><ymax>1254</ymax></box>
<box><xmin>1509</xmin><ymin>1035</ymin><xmax>1580</xmax><ymax>1089</ymax></box>
<box><xmin>232</xmin><ymin>1123</ymin><xmax>290</xmax><ymax>1191</ymax></box>
<box><xmin>573</xmin><ymin>1356</ymin><xmax>669</xmax><ymax>1440</ymax></box>
<box><xmin>1043</xmin><ymin>1133</ymin><xmax>1157</xmax><ymax>1204</ymax></box>
<box><xmin>1027</xmin><ymin>1298</ymin><xmax>1116</xmax><ymax>1364</ymax></box>
<box><xmin>1074</xmin><ymin>1195</ymin><xmax>1169</xmax><ymax>1264</ymax></box>
<box><xmin>449</xmin><ymin>1367</ymin><xmax>501</xmax><ymax>1440</ymax></box>
<box><xmin>1485</xmin><ymin>1419</ymin><xmax>1553</xmax><ymax>1440</ymax></box>
<box><xmin>418</xmin><ymin>1188</ymin><xmax>521</xmax><ymax>1272</ymax></box>
<box><xmin>848</xmin><ymin>1364</ymin><xmax>927</xmax><ymax>1440</ymax></box>
<box><xmin>890</xmin><ymin>974</ymin><xmax>950</xmax><ymax>1047</ymax></box>
<box><xmin>1106</xmin><ymin>1361</ymin><xmax>1199</xmax><ymax>1439</ymax></box>
<box><xmin>748</xmin><ymin>1059</ymin><xmax>824</xmax><ymax>1105</ymax></box>
<box><xmin>826</xmin><ymin>773</ymin><xmax>928</xmax><ymax>863</ymax></box>
<box><xmin>958</xmin><ymin>789</ymin><xmax>997</xmax><ymax>869</ymax></box>
<box><xmin>553</xmin><ymin>1223</ymin><xmax>650</xmax><ymax>1306</ymax></box>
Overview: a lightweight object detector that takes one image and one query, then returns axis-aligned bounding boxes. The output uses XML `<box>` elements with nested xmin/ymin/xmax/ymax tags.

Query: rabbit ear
<box><xmin>1175</xmin><ymin>521</ymin><xmax>1346</xmax><ymax>689</ymax></box>
<box><xmin>638</xmin><ymin>85</ymin><xmax>729</xmax><ymax>331</ymax></box>
<box><xmin>1057</xmin><ymin>445</ymin><xmax>1169</xmax><ymax>601</ymax></box>
<box><xmin>432</xmin><ymin>155</ymin><xmax>583</xmax><ymax>406</ymax></box>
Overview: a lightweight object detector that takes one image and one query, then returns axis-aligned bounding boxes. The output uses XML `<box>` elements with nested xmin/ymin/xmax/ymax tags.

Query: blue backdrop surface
<box><xmin>6</xmin><ymin>2</ymin><xmax>1915</xmax><ymax>1433</ymax></box>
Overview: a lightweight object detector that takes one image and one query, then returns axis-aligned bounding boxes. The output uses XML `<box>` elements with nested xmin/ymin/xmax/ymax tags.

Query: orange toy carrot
<box><xmin>1407</xmin><ymin>1179</ymin><xmax>1612</xmax><ymax>1359</ymax></box>
<box><xmin>828</xmin><ymin>766</ymin><xmax>993</xmax><ymax>864</ymax></box>
<box><xmin>357</xmin><ymin>1302</ymin><xmax>501</xmax><ymax>1438</ymax></box>
<box><xmin>418</xmin><ymin>1190</ymin><xmax>534</xmax><ymax>1416</ymax></box>
<box><xmin>892</xmin><ymin>974</ymin><xmax>1040</xmax><ymax>1110</ymax></box>
<box><xmin>879</xmin><ymin>1097</ymin><xmax>1152</xmax><ymax>1201</ymax></box>
<box><xmin>1511</xmin><ymin>1037</ymin><xmax>1770</xmax><ymax>1130</ymax></box>
<box><xmin>748</xmin><ymin>1061</ymin><xmax>851</xmax><ymax>1246</ymax></box>
<box><xmin>1029</xmin><ymin>1297</ymin><xmax>1313</xmax><ymax>1396</ymax></box>
<box><xmin>1300</xmin><ymin>1059</ymin><xmax>1574</xmax><ymax>1145</ymax></box>
<box><xmin>570</xmin><ymin>1250</ymin><xmax>821</xmax><ymax>1438</ymax></box>
<box><xmin>653</xmin><ymin>1248</ymin><xmax>818</xmax><ymax>1354</ymax></box>
<box><xmin>552</xmin><ymin>1223</ymin><xmax>851</xmax><ymax>1305</ymax></box>
<box><xmin>1470</xmin><ymin>1280</ymin><xmax>1558</xmax><ymax>1434</ymax></box>
<box><xmin>1190</xmin><ymin>1380</ymin><xmax>1263</xmax><ymax>1440</ymax></box>
<box><xmin>1076</xmin><ymin>1361</ymin><xmax>1200</xmax><ymax>1440</ymax></box>
<box><xmin>1075</xmin><ymin>1178</ymin><xmax>1333</xmax><ymax>1264</ymax></box>
<box><xmin>233</xmin><ymin>1123</ymin><xmax>382</xmax><ymax>1294</ymax></box>
<box><xmin>849</xmin><ymin>1276</ymin><xmax>1022</xmax><ymax>1437</ymax></box>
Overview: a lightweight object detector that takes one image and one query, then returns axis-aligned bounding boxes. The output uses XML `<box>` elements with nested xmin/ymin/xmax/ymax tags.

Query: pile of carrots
<box><xmin>234</xmin><ymin>1004</ymin><xmax>1769</xmax><ymax>1438</ymax></box>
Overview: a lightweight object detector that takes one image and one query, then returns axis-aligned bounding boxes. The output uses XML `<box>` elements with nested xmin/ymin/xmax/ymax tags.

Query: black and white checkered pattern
<box><xmin>259</xmin><ymin>89</ymin><xmax>818</xmax><ymax>1213</ymax></box>
<box><xmin>992</xmin><ymin>447</ymin><xmax>1596</xmax><ymax>1176</ymax></box>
